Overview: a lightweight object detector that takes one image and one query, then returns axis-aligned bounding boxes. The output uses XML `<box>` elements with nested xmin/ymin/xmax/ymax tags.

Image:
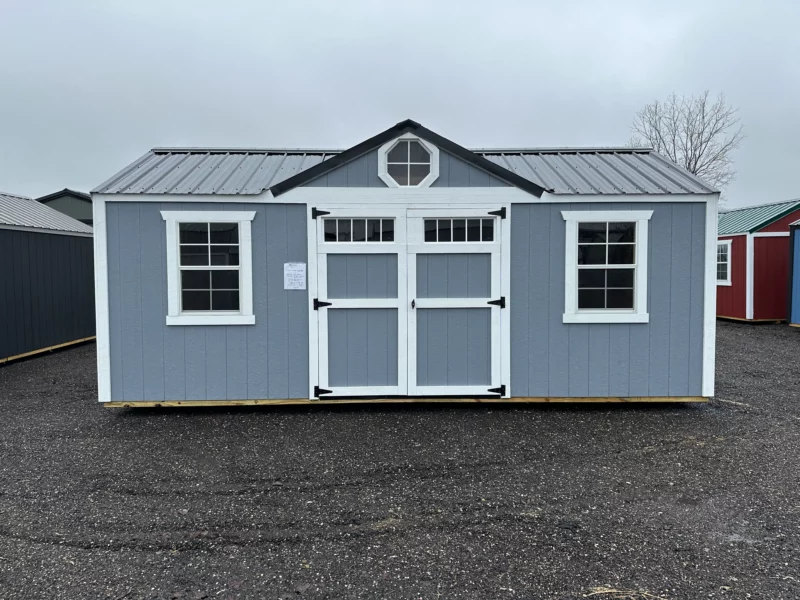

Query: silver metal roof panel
<box><xmin>93</xmin><ymin>147</ymin><xmax>716</xmax><ymax>196</ymax></box>
<box><xmin>0</xmin><ymin>192</ymin><xmax>93</xmax><ymax>235</ymax></box>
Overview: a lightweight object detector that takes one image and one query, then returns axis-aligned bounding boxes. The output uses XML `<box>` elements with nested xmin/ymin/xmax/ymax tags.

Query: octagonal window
<box><xmin>386</xmin><ymin>140</ymin><xmax>431</xmax><ymax>186</ymax></box>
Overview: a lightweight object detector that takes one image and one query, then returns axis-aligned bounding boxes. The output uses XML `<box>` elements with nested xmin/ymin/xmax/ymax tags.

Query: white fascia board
<box><xmin>702</xmin><ymin>193</ymin><xmax>721</xmax><ymax>397</ymax></box>
<box><xmin>541</xmin><ymin>192</ymin><xmax>715</xmax><ymax>204</ymax></box>
<box><xmin>278</xmin><ymin>187</ymin><xmax>534</xmax><ymax>204</ymax></box>
<box><xmin>752</xmin><ymin>231</ymin><xmax>790</xmax><ymax>237</ymax></box>
<box><xmin>92</xmin><ymin>192</ymin><xmax>273</xmax><ymax>203</ymax></box>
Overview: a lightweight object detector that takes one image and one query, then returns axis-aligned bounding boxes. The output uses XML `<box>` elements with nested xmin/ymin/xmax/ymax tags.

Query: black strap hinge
<box><xmin>488</xmin><ymin>384</ymin><xmax>506</xmax><ymax>395</ymax></box>
<box><xmin>488</xmin><ymin>207</ymin><xmax>506</xmax><ymax>219</ymax></box>
<box><xmin>313</xmin><ymin>298</ymin><xmax>332</xmax><ymax>310</ymax></box>
<box><xmin>314</xmin><ymin>386</ymin><xmax>332</xmax><ymax>397</ymax></box>
<box><xmin>487</xmin><ymin>297</ymin><xmax>506</xmax><ymax>308</ymax></box>
<box><xmin>312</xmin><ymin>208</ymin><xmax>330</xmax><ymax>219</ymax></box>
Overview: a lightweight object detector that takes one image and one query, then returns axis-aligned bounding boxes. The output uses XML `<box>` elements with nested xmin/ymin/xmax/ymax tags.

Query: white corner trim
<box><xmin>745</xmin><ymin>233</ymin><xmax>754</xmax><ymax>320</ymax></box>
<box><xmin>92</xmin><ymin>195</ymin><xmax>111</xmax><ymax>402</ymax></box>
<box><xmin>166</xmin><ymin>314</ymin><xmax>255</xmax><ymax>326</ymax></box>
<box><xmin>161</xmin><ymin>210</ymin><xmax>256</xmax><ymax>326</ymax></box>
<box><xmin>378</xmin><ymin>133</ymin><xmax>440</xmax><ymax>188</ymax></box>
<box><xmin>702</xmin><ymin>194</ymin><xmax>721</xmax><ymax>397</ymax></box>
<box><xmin>716</xmin><ymin>239</ymin><xmax>732</xmax><ymax>286</ymax></box>
<box><xmin>752</xmin><ymin>231</ymin><xmax>790</xmax><ymax>237</ymax></box>
<box><xmin>561</xmin><ymin>209</ymin><xmax>653</xmax><ymax>324</ymax></box>
<box><xmin>306</xmin><ymin>205</ymin><xmax>318</xmax><ymax>400</ymax></box>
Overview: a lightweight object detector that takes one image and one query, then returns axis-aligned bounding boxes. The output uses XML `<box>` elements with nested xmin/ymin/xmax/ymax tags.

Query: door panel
<box><xmin>328</xmin><ymin>308</ymin><xmax>399</xmax><ymax>387</ymax></box>
<box><xmin>416</xmin><ymin>308</ymin><xmax>491</xmax><ymax>386</ymax></box>
<box><xmin>327</xmin><ymin>254</ymin><xmax>398</xmax><ymax>299</ymax></box>
<box><xmin>416</xmin><ymin>254</ymin><xmax>491</xmax><ymax>298</ymax></box>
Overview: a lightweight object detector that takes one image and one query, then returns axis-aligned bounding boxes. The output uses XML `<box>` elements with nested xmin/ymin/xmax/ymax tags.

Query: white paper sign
<box><xmin>283</xmin><ymin>262</ymin><xmax>306</xmax><ymax>290</ymax></box>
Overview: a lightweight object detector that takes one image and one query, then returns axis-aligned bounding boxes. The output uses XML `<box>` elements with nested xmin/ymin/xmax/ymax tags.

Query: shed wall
<box><xmin>753</xmin><ymin>237</ymin><xmax>789</xmax><ymax>320</ymax></box>
<box><xmin>791</xmin><ymin>231</ymin><xmax>800</xmax><ymax>325</ymax></box>
<box><xmin>716</xmin><ymin>235</ymin><xmax>747</xmax><ymax>319</ymax></box>
<box><xmin>41</xmin><ymin>196</ymin><xmax>93</xmax><ymax>224</ymax></box>
<box><xmin>510</xmin><ymin>202</ymin><xmax>706</xmax><ymax>397</ymax></box>
<box><xmin>105</xmin><ymin>202</ymin><xmax>308</xmax><ymax>401</ymax></box>
<box><xmin>304</xmin><ymin>149</ymin><xmax>509</xmax><ymax>188</ymax></box>
<box><xmin>0</xmin><ymin>229</ymin><xmax>95</xmax><ymax>361</ymax></box>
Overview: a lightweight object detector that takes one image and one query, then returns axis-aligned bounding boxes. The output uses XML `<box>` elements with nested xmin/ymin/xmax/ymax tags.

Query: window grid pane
<box><xmin>423</xmin><ymin>218</ymin><xmax>495</xmax><ymax>242</ymax></box>
<box><xmin>576</xmin><ymin>220</ymin><xmax>637</xmax><ymax>311</ymax></box>
<box><xmin>322</xmin><ymin>218</ymin><xmax>395</xmax><ymax>242</ymax></box>
<box><xmin>178</xmin><ymin>221</ymin><xmax>241</xmax><ymax>313</ymax></box>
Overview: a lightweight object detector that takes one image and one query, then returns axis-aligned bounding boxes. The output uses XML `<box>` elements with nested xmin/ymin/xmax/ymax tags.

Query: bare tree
<box><xmin>629</xmin><ymin>91</ymin><xmax>744</xmax><ymax>190</ymax></box>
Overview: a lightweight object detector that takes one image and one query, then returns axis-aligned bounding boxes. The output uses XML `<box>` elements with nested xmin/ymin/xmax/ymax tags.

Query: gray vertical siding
<box><xmin>106</xmin><ymin>202</ymin><xmax>308</xmax><ymax>401</ymax></box>
<box><xmin>510</xmin><ymin>202</ymin><xmax>706</xmax><ymax>398</ymax></box>
<box><xmin>328</xmin><ymin>309</ymin><xmax>398</xmax><ymax>387</ymax></box>
<box><xmin>305</xmin><ymin>149</ymin><xmax>508</xmax><ymax>187</ymax></box>
<box><xmin>417</xmin><ymin>308</ymin><xmax>491</xmax><ymax>386</ymax></box>
<box><xmin>0</xmin><ymin>230</ymin><xmax>95</xmax><ymax>361</ymax></box>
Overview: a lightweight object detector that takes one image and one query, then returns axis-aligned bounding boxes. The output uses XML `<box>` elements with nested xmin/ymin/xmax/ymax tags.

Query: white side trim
<box><xmin>702</xmin><ymin>194</ymin><xmax>721</xmax><ymax>397</ymax></box>
<box><xmin>0</xmin><ymin>224</ymin><xmax>93</xmax><ymax>238</ymax></box>
<box><xmin>716</xmin><ymin>239</ymin><xmax>732</xmax><ymax>286</ymax></box>
<box><xmin>746</xmin><ymin>233</ymin><xmax>754</xmax><ymax>320</ymax></box>
<box><xmin>378</xmin><ymin>133</ymin><xmax>440</xmax><ymax>188</ymax></box>
<box><xmin>561</xmin><ymin>210</ymin><xmax>653</xmax><ymax>324</ymax></box>
<box><xmin>752</xmin><ymin>231</ymin><xmax>790</xmax><ymax>237</ymax></box>
<box><xmin>92</xmin><ymin>195</ymin><xmax>111</xmax><ymax>402</ymax></box>
<box><xmin>500</xmin><ymin>204</ymin><xmax>511</xmax><ymax>398</ymax></box>
<box><xmin>307</xmin><ymin>205</ymin><xmax>319</xmax><ymax>400</ymax></box>
<box><xmin>161</xmin><ymin>210</ymin><xmax>256</xmax><ymax>326</ymax></box>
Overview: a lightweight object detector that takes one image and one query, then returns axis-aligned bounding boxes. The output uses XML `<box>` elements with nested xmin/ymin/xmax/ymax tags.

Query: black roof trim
<box><xmin>36</xmin><ymin>188</ymin><xmax>91</xmax><ymax>203</ymax></box>
<box><xmin>268</xmin><ymin>119</ymin><xmax>550</xmax><ymax>198</ymax></box>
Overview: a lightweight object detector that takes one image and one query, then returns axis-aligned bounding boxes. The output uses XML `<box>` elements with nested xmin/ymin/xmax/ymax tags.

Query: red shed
<box><xmin>717</xmin><ymin>199</ymin><xmax>800</xmax><ymax>321</ymax></box>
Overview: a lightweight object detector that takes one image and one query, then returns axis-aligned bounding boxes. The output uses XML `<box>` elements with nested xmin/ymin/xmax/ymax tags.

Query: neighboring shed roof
<box><xmin>718</xmin><ymin>199</ymin><xmax>800</xmax><ymax>235</ymax></box>
<box><xmin>0</xmin><ymin>192</ymin><xmax>93</xmax><ymax>235</ymax></box>
<box><xmin>36</xmin><ymin>188</ymin><xmax>92</xmax><ymax>203</ymax></box>
<box><xmin>92</xmin><ymin>120</ymin><xmax>716</xmax><ymax>196</ymax></box>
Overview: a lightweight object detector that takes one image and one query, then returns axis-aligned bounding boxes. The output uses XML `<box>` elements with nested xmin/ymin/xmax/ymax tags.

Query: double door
<box><xmin>312</xmin><ymin>207</ymin><xmax>506</xmax><ymax>398</ymax></box>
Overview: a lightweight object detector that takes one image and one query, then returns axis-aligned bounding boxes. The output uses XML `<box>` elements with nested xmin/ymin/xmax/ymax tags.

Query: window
<box><xmin>717</xmin><ymin>240</ymin><xmax>732</xmax><ymax>286</ymax></box>
<box><xmin>562</xmin><ymin>210</ymin><xmax>653</xmax><ymax>324</ymax></box>
<box><xmin>161</xmin><ymin>211</ymin><xmax>256</xmax><ymax>326</ymax></box>
<box><xmin>424</xmin><ymin>218</ymin><xmax>494</xmax><ymax>242</ymax></box>
<box><xmin>378</xmin><ymin>134</ymin><xmax>439</xmax><ymax>188</ymax></box>
<box><xmin>323</xmin><ymin>218</ymin><xmax>394</xmax><ymax>242</ymax></box>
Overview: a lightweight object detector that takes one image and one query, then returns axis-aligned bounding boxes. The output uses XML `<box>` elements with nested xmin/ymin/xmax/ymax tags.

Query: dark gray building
<box><xmin>37</xmin><ymin>188</ymin><xmax>93</xmax><ymax>225</ymax></box>
<box><xmin>90</xmin><ymin>119</ymin><xmax>720</xmax><ymax>406</ymax></box>
<box><xmin>0</xmin><ymin>192</ymin><xmax>95</xmax><ymax>363</ymax></box>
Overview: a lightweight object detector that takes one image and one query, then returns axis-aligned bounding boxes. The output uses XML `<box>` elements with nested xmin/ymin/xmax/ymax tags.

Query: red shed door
<box><xmin>753</xmin><ymin>237</ymin><xmax>790</xmax><ymax>320</ymax></box>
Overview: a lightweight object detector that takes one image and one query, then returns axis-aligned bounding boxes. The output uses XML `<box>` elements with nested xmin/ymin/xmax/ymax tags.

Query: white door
<box><xmin>407</xmin><ymin>209</ymin><xmax>504</xmax><ymax>396</ymax></box>
<box><xmin>314</xmin><ymin>208</ymin><xmax>408</xmax><ymax>397</ymax></box>
<box><xmin>311</xmin><ymin>206</ymin><xmax>507</xmax><ymax>398</ymax></box>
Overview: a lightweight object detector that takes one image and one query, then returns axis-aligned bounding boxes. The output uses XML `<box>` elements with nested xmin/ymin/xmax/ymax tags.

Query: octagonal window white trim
<box><xmin>378</xmin><ymin>134</ymin><xmax>440</xmax><ymax>188</ymax></box>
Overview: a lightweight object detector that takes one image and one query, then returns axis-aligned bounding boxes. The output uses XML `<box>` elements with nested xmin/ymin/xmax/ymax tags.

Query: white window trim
<box><xmin>377</xmin><ymin>133</ymin><xmax>440</xmax><ymax>188</ymax></box>
<box><xmin>561</xmin><ymin>210</ymin><xmax>653</xmax><ymax>324</ymax></box>
<box><xmin>716</xmin><ymin>239</ymin><xmax>732</xmax><ymax>286</ymax></box>
<box><xmin>161</xmin><ymin>210</ymin><xmax>256</xmax><ymax>326</ymax></box>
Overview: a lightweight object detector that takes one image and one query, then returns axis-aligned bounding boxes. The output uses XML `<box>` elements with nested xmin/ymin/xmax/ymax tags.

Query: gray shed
<box><xmin>0</xmin><ymin>192</ymin><xmax>95</xmax><ymax>363</ymax></box>
<box><xmin>36</xmin><ymin>188</ymin><xmax>93</xmax><ymax>225</ymax></box>
<box><xmin>91</xmin><ymin>120</ymin><xmax>719</xmax><ymax>406</ymax></box>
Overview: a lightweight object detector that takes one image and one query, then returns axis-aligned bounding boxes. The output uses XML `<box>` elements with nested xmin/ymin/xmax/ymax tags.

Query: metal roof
<box><xmin>717</xmin><ymin>199</ymin><xmax>800</xmax><ymax>235</ymax></box>
<box><xmin>0</xmin><ymin>192</ymin><xmax>93</xmax><ymax>235</ymax></box>
<box><xmin>92</xmin><ymin>147</ymin><xmax>716</xmax><ymax>196</ymax></box>
<box><xmin>36</xmin><ymin>188</ymin><xmax>91</xmax><ymax>203</ymax></box>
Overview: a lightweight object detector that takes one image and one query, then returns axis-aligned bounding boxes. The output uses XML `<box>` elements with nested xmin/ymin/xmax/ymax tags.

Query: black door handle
<box><xmin>411</xmin><ymin>299</ymin><xmax>415</xmax><ymax>309</ymax></box>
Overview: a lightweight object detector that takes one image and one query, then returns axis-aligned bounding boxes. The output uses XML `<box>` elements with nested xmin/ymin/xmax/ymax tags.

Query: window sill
<box><xmin>563</xmin><ymin>312</ymin><xmax>649</xmax><ymax>324</ymax></box>
<box><xmin>716</xmin><ymin>281</ymin><xmax>732</xmax><ymax>287</ymax></box>
<box><xmin>166</xmin><ymin>314</ymin><xmax>256</xmax><ymax>326</ymax></box>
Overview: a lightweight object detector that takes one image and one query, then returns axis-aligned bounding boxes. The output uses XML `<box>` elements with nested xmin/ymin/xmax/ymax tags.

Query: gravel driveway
<box><xmin>0</xmin><ymin>321</ymin><xmax>798</xmax><ymax>599</ymax></box>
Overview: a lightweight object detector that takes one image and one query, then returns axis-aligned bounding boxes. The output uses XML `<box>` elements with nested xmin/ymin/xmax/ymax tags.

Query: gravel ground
<box><xmin>0</xmin><ymin>321</ymin><xmax>798</xmax><ymax>600</ymax></box>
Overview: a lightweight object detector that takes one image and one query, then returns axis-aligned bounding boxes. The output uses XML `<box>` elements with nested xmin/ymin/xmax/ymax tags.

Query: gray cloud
<box><xmin>1</xmin><ymin>0</ymin><xmax>797</xmax><ymax>207</ymax></box>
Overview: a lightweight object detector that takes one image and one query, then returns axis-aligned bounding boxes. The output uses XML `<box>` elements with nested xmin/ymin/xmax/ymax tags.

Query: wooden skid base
<box><xmin>0</xmin><ymin>336</ymin><xmax>96</xmax><ymax>365</ymax></box>
<box><xmin>717</xmin><ymin>315</ymin><xmax>783</xmax><ymax>323</ymax></box>
<box><xmin>105</xmin><ymin>396</ymin><xmax>707</xmax><ymax>408</ymax></box>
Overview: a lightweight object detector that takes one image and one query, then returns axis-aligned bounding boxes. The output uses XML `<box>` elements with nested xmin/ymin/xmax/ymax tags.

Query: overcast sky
<box><xmin>1</xmin><ymin>0</ymin><xmax>797</xmax><ymax>207</ymax></box>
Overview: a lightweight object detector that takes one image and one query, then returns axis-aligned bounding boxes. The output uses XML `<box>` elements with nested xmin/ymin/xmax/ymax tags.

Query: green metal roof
<box><xmin>718</xmin><ymin>199</ymin><xmax>800</xmax><ymax>235</ymax></box>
